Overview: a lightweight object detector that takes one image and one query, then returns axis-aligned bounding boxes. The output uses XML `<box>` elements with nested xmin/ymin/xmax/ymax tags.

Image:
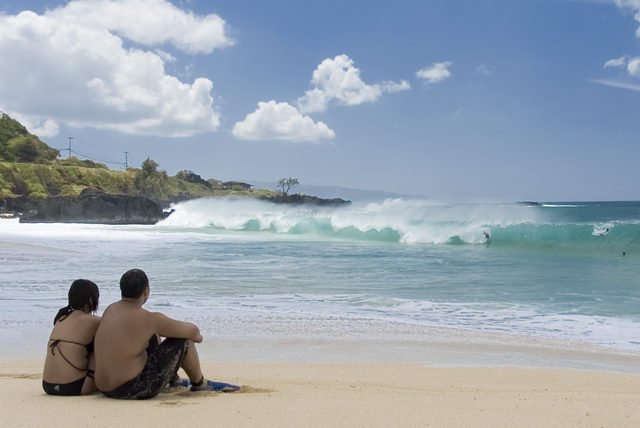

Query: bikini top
<box><xmin>48</xmin><ymin>338</ymin><xmax>95</xmax><ymax>373</ymax></box>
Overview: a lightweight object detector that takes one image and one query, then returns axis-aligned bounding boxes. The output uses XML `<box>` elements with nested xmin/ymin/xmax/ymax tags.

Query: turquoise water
<box><xmin>1</xmin><ymin>198</ymin><xmax>639</xmax><ymax>365</ymax></box>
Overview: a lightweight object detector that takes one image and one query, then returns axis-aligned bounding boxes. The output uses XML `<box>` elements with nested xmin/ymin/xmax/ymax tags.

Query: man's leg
<box><xmin>179</xmin><ymin>340</ymin><xmax>240</xmax><ymax>392</ymax></box>
<box><xmin>180</xmin><ymin>340</ymin><xmax>204</xmax><ymax>384</ymax></box>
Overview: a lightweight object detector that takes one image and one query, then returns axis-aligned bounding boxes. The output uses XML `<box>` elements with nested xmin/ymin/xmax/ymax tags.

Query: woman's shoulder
<box><xmin>71</xmin><ymin>311</ymin><xmax>101</xmax><ymax>330</ymax></box>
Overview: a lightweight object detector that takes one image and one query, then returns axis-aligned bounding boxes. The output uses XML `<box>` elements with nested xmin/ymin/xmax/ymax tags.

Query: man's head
<box><xmin>120</xmin><ymin>269</ymin><xmax>149</xmax><ymax>299</ymax></box>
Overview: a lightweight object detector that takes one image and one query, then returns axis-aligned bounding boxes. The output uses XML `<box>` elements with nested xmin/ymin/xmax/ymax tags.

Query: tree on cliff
<box><xmin>176</xmin><ymin>169</ymin><xmax>210</xmax><ymax>188</ymax></box>
<box><xmin>134</xmin><ymin>158</ymin><xmax>169</xmax><ymax>199</ymax></box>
<box><xmin>277</xmin><ymin>177</ymin><xmax>299</xmax><ymax>198</ymax></box>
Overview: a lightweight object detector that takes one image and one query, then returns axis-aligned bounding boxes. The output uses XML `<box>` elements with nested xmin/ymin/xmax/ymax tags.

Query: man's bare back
<box><xmin>94</xmin><ymin>269</ymin><xmax>236</xmax><ymax>399</ymax></box>
<box><xmin>94</xmin><ymin>300</ymin><xmax>193</xmax><ymax>391</ymax></box>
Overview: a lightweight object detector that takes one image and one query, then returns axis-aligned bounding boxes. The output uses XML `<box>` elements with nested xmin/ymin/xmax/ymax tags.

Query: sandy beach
<box><xmin>2</xmin><ymin>358</ymin><xmax>639</xmax><ymax>428</ymax></box>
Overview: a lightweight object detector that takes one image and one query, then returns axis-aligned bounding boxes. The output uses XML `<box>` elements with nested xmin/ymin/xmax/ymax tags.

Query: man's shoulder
<box><xmin>102</xmin><ymin>301</ymin><xmax>150</xmax><ymax>320</ymax></box>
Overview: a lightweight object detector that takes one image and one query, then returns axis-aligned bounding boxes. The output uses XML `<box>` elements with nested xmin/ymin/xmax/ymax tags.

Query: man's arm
<box><xmin>149</xmin><ymin>312</ymin><xmax>203</xmax><ymax>342</ymax></box>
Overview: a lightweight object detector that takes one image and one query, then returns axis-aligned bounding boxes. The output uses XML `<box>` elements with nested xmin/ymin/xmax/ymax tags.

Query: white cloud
<box><xmin>297</xmin><ymin>55</ymin><xmax>410</xmax><ymax>114</ymax></box>
<box><xmin>47</xmin><ymin>0</ymin><xmax>233</xmax><ymax>54</ymax></box>
<box><xmin>589</xmin><ymin>78</ymin><xmax>640</xmax><ymax>92</ymax></box>
<box><xmin>604</xmin><ymin>55</ymin><xmax>628</xmax><ymax>68</ymax></box>
<box><xmin>0</xmin><ymin>0</ymin><xmax>232</xmax><ymax>138</ymax></box>
<box><xmin>155</xmin><ymin>49</ymin><xmax>177</xmax><ymax>63</ymax></box>
<box><xmin>7</xmin><ymin>112</ymin><xmax>60</xmax><ymax>138</ymax></box>
<box><xmin>232</xmin><ymin>101</ymin><xmax>335</xmax><ymax>142</ymax></box>
<box><xmin>627</xmin><ymin>57</ymin><xmax>640</xmax><ymax>76</ymax></box>
<box><xmin>615</xmin><ymin>1</ymin><xmax>640</xmax><ymax>37</ymax></box>
<box><xmin>416</xmin><ymin>61</ymin><xmax>453</xmax><ymax>84</ymax></box>
<box><xmin>602</xmin><ymin>3</ymin><xmax>640</xmax><ymax>88</ymax></box>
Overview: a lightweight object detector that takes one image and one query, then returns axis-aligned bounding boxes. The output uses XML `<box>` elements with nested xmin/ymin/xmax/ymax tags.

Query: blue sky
<box><xmin>1</xmin><ymin>0</ymin><xmax>639</xmax><ymax>201</ymax></box>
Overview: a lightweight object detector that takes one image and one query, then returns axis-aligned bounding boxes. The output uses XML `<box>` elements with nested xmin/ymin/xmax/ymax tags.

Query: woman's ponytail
<box><xmin>53</xmin><ymin>304</ymin><xmax>74</xmax><ymax>325</ymax></box>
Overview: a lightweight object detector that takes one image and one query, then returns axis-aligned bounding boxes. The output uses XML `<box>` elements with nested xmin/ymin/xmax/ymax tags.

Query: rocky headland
<box><xmin>4</xmin><ymin>188</ymin><xmax>166</xmax><ymax>224</ymax></box>
<box><xmin>259</xmin><ymin>193</ymin><xmax>350</xmax><ymax>206</ymax></box>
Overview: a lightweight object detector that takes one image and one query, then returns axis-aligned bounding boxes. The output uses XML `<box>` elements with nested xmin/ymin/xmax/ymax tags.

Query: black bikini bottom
<box><xmin>42</xmin><ymin>377</ymin><xmax>85</xmax><ymax>396</ymax></box>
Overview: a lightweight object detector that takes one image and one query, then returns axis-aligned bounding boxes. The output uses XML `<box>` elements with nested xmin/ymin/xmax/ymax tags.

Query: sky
<box><xmin>1</xmin><ymin>0</ymin><xmax>639</xmax><ymax>201</ymax></box>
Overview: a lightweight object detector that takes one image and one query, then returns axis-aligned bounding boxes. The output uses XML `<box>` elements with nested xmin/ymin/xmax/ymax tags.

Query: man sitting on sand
<box><xmin>94</xmin><ymin>268</ymin><xmax>239</xmax><ymax>399</ymax></box>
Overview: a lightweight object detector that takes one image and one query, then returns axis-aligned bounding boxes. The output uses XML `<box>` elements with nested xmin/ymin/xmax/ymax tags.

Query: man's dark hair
<box><xmin>120</xmin><ymin>269</ymin><xmax>149</xmax><ymax>298</ymax></box>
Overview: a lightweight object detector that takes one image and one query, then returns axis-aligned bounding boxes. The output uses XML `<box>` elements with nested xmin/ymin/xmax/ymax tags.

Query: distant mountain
<box><xmin>248</xmin><ymin>181</ymin><xmax>426</xmax><ymax>202</ymax></box>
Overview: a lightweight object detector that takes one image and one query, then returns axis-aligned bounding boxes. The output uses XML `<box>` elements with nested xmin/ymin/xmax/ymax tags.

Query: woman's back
<box><xmin>43</xmin><ymin>310</ymin><xmax>100</xmax><ymax>395</ymax></box>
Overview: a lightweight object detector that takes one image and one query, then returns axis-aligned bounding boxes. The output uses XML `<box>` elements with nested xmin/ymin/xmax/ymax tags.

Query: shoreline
<box><xmin>2</xmin><ymin>359</ymin><xmax>639</xmax><ymax>427</ymax></box>
<box><xmin>4</xmin><ymin>310</ymin><xmax>640</xmax><ymax>375</ymax></box>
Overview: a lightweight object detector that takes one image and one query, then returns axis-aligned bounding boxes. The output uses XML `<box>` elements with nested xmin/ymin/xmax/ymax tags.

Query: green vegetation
<box><xmin>134</xmin><ymin>158</ymin><xmax>169</xmax><ymax>199</ymax></box>
<box><xmin>0</xmin><ymin>113</ymin><xmax>59</xmax><ymax>164</ymax></box>
<box><xmin>0</xmin><ymin>159</ymin><xmax>281</xmax><ymax>201</ymax></box>
<box><xmin>0</xmin><ymin>161</ymin><xmax>135</xmax><ymax>198</ymax></box>
<box><xmin>176</xmin><ymin>169</ymin><xmax>210</xmax><ymax>187</ymax></box>
<box><xmin>0</xmin><ymin>113</ymin><xmax>279</xmax><ymax>202</ymax></box>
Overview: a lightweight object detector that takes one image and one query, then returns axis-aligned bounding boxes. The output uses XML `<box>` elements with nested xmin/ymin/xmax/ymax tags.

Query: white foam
<box><xmin>156</xmin><ymin>198</ymin><xmax>545</xmax><ymax>244</ymax></box>
<box><xmin>592</xmin><ymin>222</ymin><xmax>614</xmax><ymax>236</ymax></box>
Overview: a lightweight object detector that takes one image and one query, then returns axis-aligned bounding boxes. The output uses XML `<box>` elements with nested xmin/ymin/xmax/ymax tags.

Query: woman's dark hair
<box><xmin>120</xmin><ymin>269</ymin><xmax>149</xmax><ymax>298</ymax></box>
<box><xmin>54</xmin><ymin>279</ymin><xmax>100</xmax><ymax>324</ymax></box>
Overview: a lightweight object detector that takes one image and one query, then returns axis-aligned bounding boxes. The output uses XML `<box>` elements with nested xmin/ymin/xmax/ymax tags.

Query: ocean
<box><xmin>1</xmin><ymin>198</ymin><xmax>639</xmax><ymax>371</ymax></box>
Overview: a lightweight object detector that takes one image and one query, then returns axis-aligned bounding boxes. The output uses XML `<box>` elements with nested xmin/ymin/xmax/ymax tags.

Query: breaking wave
<box><xmin>157</xmin><ymin>197</ymin><xmax>640</xmax><ymax>252</ymax></box>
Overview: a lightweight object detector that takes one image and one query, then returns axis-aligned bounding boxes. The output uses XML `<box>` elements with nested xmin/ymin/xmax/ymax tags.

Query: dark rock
<box><xmin>79</xmin><ymin>187</ymin><xmax>105</xmax><ymax>198</ymax></box>
<box><xmin>259</xmin><ymin>193</ymin><xmax>351</xmax><ymax>206</ymax></box>
<box><xmin>14</xmin><ymin>193</ymin><xmax>165</xmax><ymax>224</ymax></box>
<box><xmin>518</xmin><ymin>201</ymin><xmax>542</xmax><ymax>207</ymax></box>
<box><xmin>0</xmin><ymin>196</ymin><xmax>32</xmax><ymax>216</ymax></box>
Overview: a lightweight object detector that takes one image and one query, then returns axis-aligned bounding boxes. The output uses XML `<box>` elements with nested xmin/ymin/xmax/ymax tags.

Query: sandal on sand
<box><xmin>190</xmin><ymin>377</ymin><xmax>240</xmax><ymax>393</ymax></box>
<box><xmin>168</xmin><ymin>374</ymin><xmax>191</xmax><ymax>388</ymax></box>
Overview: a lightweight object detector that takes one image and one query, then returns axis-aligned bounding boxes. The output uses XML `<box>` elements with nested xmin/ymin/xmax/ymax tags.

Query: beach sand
<box><xmin>2</xmin><ymin>359</ymin><xmax>639</xmax><ymax>428</ymax></box>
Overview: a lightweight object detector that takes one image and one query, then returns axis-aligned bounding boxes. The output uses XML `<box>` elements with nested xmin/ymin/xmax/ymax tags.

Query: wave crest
<box><xmin>158</xmin><ymin>197</ymin><xmax>546</xmax><ymax>244</ymax></box>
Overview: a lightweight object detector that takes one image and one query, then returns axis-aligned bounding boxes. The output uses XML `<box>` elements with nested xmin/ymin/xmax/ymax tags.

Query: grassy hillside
<box><xmin>0</xmin><ymin>161</ymin><xmax>132</xmax><ymax>198</ymax></box>
<box><xmin>0</xmin><ymin>113</ymin><xmax>278</xmax><ymax>202</ymax></box>
<box><xmin>0</xmin><ymin>160</ymin><xmax>278</xmax><ymax>201</ymax></box>
<box><xmin>0</xmin><ymin>113</ymin><xmax>59</xmax><ymax>164</ymax></box>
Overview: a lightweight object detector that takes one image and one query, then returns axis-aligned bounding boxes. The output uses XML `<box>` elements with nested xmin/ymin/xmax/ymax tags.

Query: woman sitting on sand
<box><xmin>42</xmin><ymin>279</ymin><xmax>101</xmax><ymax>396</ymax></box>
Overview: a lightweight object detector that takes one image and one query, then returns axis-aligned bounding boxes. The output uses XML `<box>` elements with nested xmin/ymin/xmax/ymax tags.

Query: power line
<box><xmin>66</xmin><ymin>136</ymin><xmax>73</xmax><ymax>159</ymax></box>
<box><xmin>70</xmin><ymin>149</ymin><xmax>127</xmax><ymax>167</ymax></box>
<box><xmin>55</xmin><ymin>136</ymin><xmax>131</xmax><ymax>169</ymax></box>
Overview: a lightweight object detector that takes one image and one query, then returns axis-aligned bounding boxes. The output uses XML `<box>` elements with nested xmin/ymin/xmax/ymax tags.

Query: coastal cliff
<box><xmin>0</xmin><ymin>114</ymin><xmax>350</xmax><ymax>223</ymax></box>
<box><xmin>11</xmin><ymin>188</ymin><xmax>165</xmax><ymax>224</ymax></box>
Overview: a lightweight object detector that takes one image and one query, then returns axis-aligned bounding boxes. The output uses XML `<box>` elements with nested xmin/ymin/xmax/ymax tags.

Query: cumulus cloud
<box><xmin>47</xmin><ymin>0</ymin><xmax>233</xmax><ymax>54</ymax></box>
<box><xmin>8</xmin><ymin>112</ymin><xmax>60</xmax><ymax>138</ymax></box>
<box><xmin>604</xmin><ymin>55</ymin><xmax>628</xmax><ymax>68</ymax></box>
<box><xmin>416</xmin><ymin>61</ymin><xmax>453</xmax><ymax>84</ymax></box>
<box><xmin>232</xmin><ymin>101</ymin><xmax>335</xmax><ymax>142</ymax></box>
<box><xmin>599</xmin><ymin>2</ymin><xmax>640</xmax><ymax>89</ymax></box>
<box><xmin>296</xmin><ymin>55</ymin><xmax>410</xmax><ymax>114</ymax></box>
<box><xmin>615</xmin><ymin>0</ymin><xmax>640</xmax><ymax>37</ymax></box>
<box><xmin>0</xmin><ymin>0</ymin><xmax>232</xmax><ymax>138</ymax></box>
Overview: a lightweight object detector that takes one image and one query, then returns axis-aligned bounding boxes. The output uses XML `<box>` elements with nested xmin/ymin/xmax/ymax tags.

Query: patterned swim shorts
<box><xmin>102</xmin><ymin>336</ymin><xmax>187</xmax><ymax>400</ymax></box>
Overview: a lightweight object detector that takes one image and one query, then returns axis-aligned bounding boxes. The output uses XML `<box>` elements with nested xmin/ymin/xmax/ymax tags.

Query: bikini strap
<box><xmin>49</xmin><ymin>338</ymin><xmax>88</xmax><ymax>349</ymax></box>
<box><xmin>48</xmin><ymin>339</ymin><xmax>88</xmax><ymax>373</ymax></box>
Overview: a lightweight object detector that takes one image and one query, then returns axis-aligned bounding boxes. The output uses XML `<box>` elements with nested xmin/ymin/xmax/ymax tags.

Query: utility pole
<box><xmin>67</xmin><ymin>136</ymin><xmax>73</xmax><ymax>159</ymax></box>
<box><xmin>123</xmin><ymin>151</ymin><xmax>129</xmax><ymax>169</ymax></box>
